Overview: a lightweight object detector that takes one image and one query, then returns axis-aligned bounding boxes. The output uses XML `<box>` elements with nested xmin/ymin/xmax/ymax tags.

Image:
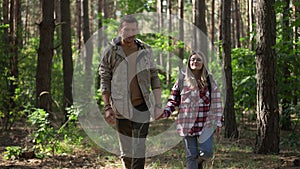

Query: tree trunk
<box><xmin>167</xmin><ymin>0</ymin><xmax>172</xmax><ymax>86</ymax></box>
<box><xmin>36</xmin><ymin>0</ymin><xmax>55</xmax><ymax>113</ymax></box>
<box><xmin>234</xmin><ymin>0</ymin><xmax>241</xmax><ymax>47</ymax></box>
<box><xmin>98</xmin><ymin>0</ymin><xmax>103</xmax><ymax>53</ymax></box>
<box><xmin>102</xmin><ymin>0</ymin><xmax>108</xmax><ymax>45</ymax></box>
<box><xmin>25</xmin><ymin>0</ymin><xmax>29</xmax><ymax>43</ymax></box>
<box><xmin>281</xmin><ymin>0</ymin><xmax>292</xmax><ymax>131</ymax></box>
<box><xmin>211</xmin><ymin>0</ymin><xmax>215</xmax><ymax>44</ymax></box>
<box><xmin>61</xmin><ymin>0</ymin><xmax>73</xmax><ymax>121</ymax></box>
<box><xmin>75</xmin><ymin>0</ymin><xmax>82</xmax><ymax>53</ymax></box>
<box><xmin>193</xmin><ymin>0</ymin><xmax>208</xmax><ymax>56</ymax></box>
<box><xmin>2</xmin><ymin>0</ymin><xmax>10</xmax><ymax>131</ymax></box>
<box><xmin>255</xmin><ymin>0</ymin><xmax>279</xmax><ymax>154</ymax></box>
<box><xmin>9</xmin><ymin>0</ymin><xmax>21</xmax><ymax>113</ymax></box>
<box><xmin>90</xmin><ymin>0</ymin><xmax>95</xmax><ymax>33</ymax></box>
<box><xmin>231</xmin><ymin>2</ymin><xmax>235</xmax><ymax>48</ymax></box>
<box><xmin>157</xmin><ymin>0</ymin><xmax>163</xmax><ymax>67</ymax></box>
<box><xmin>248</xmin><ymin>0</ymin><xmax>255</xmax><ymax>50</ymax></box>
<box><xmin>83</xmin><ymin>0</ymin><xmax>93</xmax><ymax>100</ymax></box>
<box><xmin>292</xmin><ymin>0</ymin><xmax>299</xmax><ymax>106</ymax></box>
<box><xmin>221</xmin><ymin>0</ymin><xmax>239</xmax><ymax>139</ymax></box>
<box><xmin>178</xmin><ymin>0</ymin><xmax>184</xmax><ymax>70</ymax></box>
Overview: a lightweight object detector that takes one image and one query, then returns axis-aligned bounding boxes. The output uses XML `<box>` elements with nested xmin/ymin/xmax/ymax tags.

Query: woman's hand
<box><xmin>215</xmin><ymin>126</ymin><xmax>222</xmax><ymax>137</ymax></box>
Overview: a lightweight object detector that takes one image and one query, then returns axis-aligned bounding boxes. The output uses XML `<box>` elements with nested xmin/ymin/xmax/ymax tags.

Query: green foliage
<box><xmin>3</xmin><ymin>146</ymin><xmax>22</xmax><ymax>160</ymax></box>
<box><xmin>27</xmin><ymin>108</ymin><xmax>55</xmax><ymax>158</ymax></box>
<box><xmin>117</xmin><ymin>0</ymin><xmax>155</xmax><ymax>16</ymax></box>
<box><xmin>281</xmin><ymin>132</ymin><xmax>300</xmax><ymax>148</ymax></box>
<box><xmin>25</xmin><ymin>107</ymin><xmax>83</xmax><ymax>158</ymax></box>
<box><xmin>231</xmin><ymin>48</ymin><xmax>256</xmax><ymax>113</ymax></box>
<box><xmin>280</xmin><ymin>104</ymin><xmax>300</xmax><ymax>146</ymax></box>
<box><xmin>275</xmin><ymin>39</ymin><xmax>300</xmax><ymax>104</ymax></box>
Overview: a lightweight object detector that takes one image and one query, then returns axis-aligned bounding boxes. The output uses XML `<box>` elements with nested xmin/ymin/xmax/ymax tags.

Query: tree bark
<box><xmin>61</xmin><ymin>0</ymin><xmax>73</xmax><ymax>120</ymax></box>
<box><xmin>248</xmin><ymin>0</ymin><xmax>255</xmax><ymax>50</ymax></box>
<box><xmin>9</xmin><ymin>0</ymin><xmax>21</xmax><ymax>112</ymax></box>
<box><xmin>234</xmin><ymin>0</ymin><xmax>241</xmax><ymax>47</ymax></box>
<box><xmin>221</xmin><ymin>0</ymin><xmax>239</xmax><ymax>139</ymax></box>
<box><xmin>83</xmin><ymin>0</ymin><xmax>93</xmax><ymax>100</ymax></box>
<box><xmin>97</xmin><ymin>0</ymin><xmax>103</xmax><ymax>53</ymax></box>
<box><xmin>211</xmin><ymin>0</ymin><xmax>215</xmax><ymax>44</ymax></box>
<box><xmin>167</xmin><ymin>0</ymin><xmax>172</xmax><ymax>86</ymax></box>
<box><xmin>255</xmin><ymin>0</ymin><xmax>280</xmax><ymax>154</ymax></box>
<box><xmin>2</xmin><ymin>0</ymin><xmax>10</xmax><ymax>130</ymax></box>
<box><xmin>36</xmin><ymin>0</ymin><xmax>55</xmax><ymax>113</ymax></box>
<box><xmin>157</xmin><ymin>0</ymin><xmax>164</xmax><ymax>68</ymax></box>
<box><xmin>192</xmin><ymin>0</ymin><xmax>208</xmax><ymax>56</ymax></box>
<box><xmin>178</xmin><ymin>0</ymin><xmax>184</xmax><ymax>70</ymax></box>
<box><xmin>281</xmin><ymin>0</ymin><xmax>292</xmax><ymax>131</ymax></box>
<box><xmin>75</xmin><ymin>0</ymin><xmax>82</xmax><ymax>52</ymax></box>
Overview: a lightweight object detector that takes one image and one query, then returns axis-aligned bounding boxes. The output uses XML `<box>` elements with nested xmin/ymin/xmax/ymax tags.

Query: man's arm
<box><xmin>100</xmin><ymin>46</ymin><xmax>115</xmax><ymax>124</ymax></box>
<box><xmin>102</xmin><ymin>92</ymin><xmax>115</xmax><ymax>125</ymax></box>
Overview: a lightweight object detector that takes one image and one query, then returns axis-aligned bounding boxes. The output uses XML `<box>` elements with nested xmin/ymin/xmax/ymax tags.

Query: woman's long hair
<box><xmin>185</xmin><ymin>51</ymin><xmax>208</xmax><ymax>90</ymax></box>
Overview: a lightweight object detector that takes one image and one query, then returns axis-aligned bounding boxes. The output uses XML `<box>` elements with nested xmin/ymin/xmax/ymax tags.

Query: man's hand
<box><xmin>154</xmin><ymin>107</ymin><xmax>163</xmax><ymax>120</ymax></box>
<box><xmin>105</xmin><ymin>108</ymin><xmax>116</xmax><ymax>125</ymax></box>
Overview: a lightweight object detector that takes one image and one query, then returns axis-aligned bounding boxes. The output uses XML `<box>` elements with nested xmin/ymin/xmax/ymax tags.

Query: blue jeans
<box><xmin>183</xmin><ymin>133</ymin><xmax>214</xmax><ymax>169</ymax></box>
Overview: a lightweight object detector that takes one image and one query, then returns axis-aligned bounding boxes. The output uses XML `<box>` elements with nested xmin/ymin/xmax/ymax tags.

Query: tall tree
<box><xmin>157</xmin><ymin>0</ymin><xmax>164</xmax><ymax>67</ymax></box>
<box><xmin>98</xmin><ymin>0</ymin><xmax>103</xmax><ymax>53</ymax></box>
<box><xmin>221</xmin><ymin>0</ymin><xmax>238</xmax><ymax>138</ymax></box>
<box><xmin>90</xmin><ymin>0</ymin><xmax>94</xmax><ymax>33</ymax></box>
<box><xmin>292</xmin><ymin>0</ymin><xmax>300</xmax><ymax>106</ymax></box>
<box><xmin>234</xmin><ymin>0</ymin><xmax>241</xmax><ymax>47</ymax></box>
<box><xmin>167</xmin><ymin>0</ymin><xmax>172</xmax><ymax>86</ymax></box>
<box><xmin>280</xmin><ymin>0</ymin><xmax>292</xmax><ymax>130</ymax></box>
<box><xmin>8</xmin><ymin>0</ymin><xmax>22</xmax><ymax>125</ymax></box>
<box><xmin>36</xmin><ymin>0</ymin><xmax>55</xmax><ymax>112</ymax></box>
<box><xmin>75</xmin><ymin>0</ymin><xmax>82</xmax><ymax>53</ymax></box>
<box><xmin>210</xmin><ymin>0</ymin><xmax>215</xmax><ymax>44</ymax></box>
<box><xmin>25</xmin><ymin>0</ymin><xmax>30</xmax><ymax>43</ymax></box>
<box><xmin>247</xmin><ymin>0</ymin><xmax>255</xmax><ymax>50</ymax></box>
<box><xmin>192</xmin><ymin>0</ymin><xmax>207</xmax><ymax>56</ymax></box>
<box><xmin>61</xmin><ymin>0</ymin><xmax>73</xmax><ymax>120</ymax></box>
<box><xmin>178</xmin><ymin>0</ymin><xmax>184</xmax><ymax>69</ymax></box>
<box><xmin>83</xmin><ymin>0</ymin><xmax>93</xmax><ymax>100</ymax></box>
<box><xmin>255</xmin><ymin>0</ymin><xmax>279</xmax><ymax>154</ymax></box>
<box><xmin>2</xmin><ymin>0</ymin><xmax>11</xmax><ymax>130</ymax></box>
<box><xmin>102</xmin><ymin>0</ymin><xmax>108</xmax><ymax>45</ymax></box>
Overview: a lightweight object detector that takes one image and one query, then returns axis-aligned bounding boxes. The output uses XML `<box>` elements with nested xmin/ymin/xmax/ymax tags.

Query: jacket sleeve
<box><xmin>99</xmin><ymin>46</ymin><xmax>113</xmax><ymax>93</ymax></box>
<box><xmin>148</xmin><ymin>47</ymin><xmax>161</xmax><ymax>90</ymax></box>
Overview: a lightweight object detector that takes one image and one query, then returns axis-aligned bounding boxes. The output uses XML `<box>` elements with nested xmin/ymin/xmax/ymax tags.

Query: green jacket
<box><xmin>99</xmin><ymin>37</ymin><xmax>161</xmax><ymax>119</ymax></box>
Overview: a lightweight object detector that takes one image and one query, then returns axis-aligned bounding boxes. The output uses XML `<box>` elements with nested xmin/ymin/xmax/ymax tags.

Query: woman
<box><xmin>158</xmin><ymin>52</ymin><xmax>223</xmax><ymax>169</ymax></box>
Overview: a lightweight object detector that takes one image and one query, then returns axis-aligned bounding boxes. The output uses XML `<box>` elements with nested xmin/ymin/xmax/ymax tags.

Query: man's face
<box><xmin>120</xmin><ymin>22</ymin><xmax>138</xmax><ymax>43</ymax></box>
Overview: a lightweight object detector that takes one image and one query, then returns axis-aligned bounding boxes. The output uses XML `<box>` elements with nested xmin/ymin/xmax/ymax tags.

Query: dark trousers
<box><xmin>116</xmin><ymin>103</ymin><xmax>150</xmax><ymax>169</ymax></box>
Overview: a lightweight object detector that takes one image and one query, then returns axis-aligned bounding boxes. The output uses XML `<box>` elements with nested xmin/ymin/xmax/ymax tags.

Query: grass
<box><xmin>97</xmin><ymin>119</ymin><xmax>299</xmax><ymax>169</ymax></box>
<box><xmin>1</xmin><ymin>117</ymin><xmax>299</xmax><ymax>169</ymax></box>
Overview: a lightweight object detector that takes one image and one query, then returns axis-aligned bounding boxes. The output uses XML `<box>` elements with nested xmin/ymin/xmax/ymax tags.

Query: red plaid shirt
<box><xmin>163</xmin><ymin>77</ymin><xmax>223</xmax><ymax>136</ymax></box>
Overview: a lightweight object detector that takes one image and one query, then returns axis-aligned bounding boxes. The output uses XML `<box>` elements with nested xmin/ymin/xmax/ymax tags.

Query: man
<box><xmin>99</xmin><ymin>15</ymin><xmax>162</xmax><ymax>169</ymax></box>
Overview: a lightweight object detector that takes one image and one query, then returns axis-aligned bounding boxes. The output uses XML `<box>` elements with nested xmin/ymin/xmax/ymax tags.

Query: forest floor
<box><xmin>0</xmin><ymin>118</ymin><xmax>300</xmax><ymax>169</ymax></box>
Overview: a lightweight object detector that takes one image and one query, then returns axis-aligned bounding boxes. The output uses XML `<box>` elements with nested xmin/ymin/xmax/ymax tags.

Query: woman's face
<box><xmin>189</xmin><ymin>54</ymin><xmax>204</xmax><ymax>71</ymax></box>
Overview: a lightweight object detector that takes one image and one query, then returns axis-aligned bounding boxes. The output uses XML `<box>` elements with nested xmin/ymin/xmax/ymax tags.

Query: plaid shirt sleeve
<box><xmin>163</xmin><ymin>80</ymin><xmax>181</xmax><ymax>117</ymax></box>
<box><xmin>209</xmin><ymin>77</ymin><xmax>223</xmax><ymax>127</ymax></box>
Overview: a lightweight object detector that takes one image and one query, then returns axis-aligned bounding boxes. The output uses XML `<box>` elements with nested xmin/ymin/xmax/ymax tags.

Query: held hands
<box><xmin>215</xmin><ymin>126</ymin><xmax>222</xmax><ymax>137</ymax></box>
<box><xmin>154</xmin><ymin>103</ymin><xmax>168</xmax><ymax>120</ymax></box>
